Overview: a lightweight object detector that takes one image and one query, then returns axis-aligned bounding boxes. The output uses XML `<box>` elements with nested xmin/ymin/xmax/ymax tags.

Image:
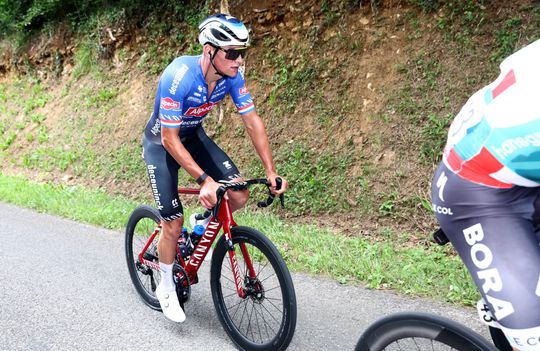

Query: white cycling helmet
<box><xmin>198</xmin><ymin>14</ymin><xmax>249</xmax><ymax>48</ymax></box>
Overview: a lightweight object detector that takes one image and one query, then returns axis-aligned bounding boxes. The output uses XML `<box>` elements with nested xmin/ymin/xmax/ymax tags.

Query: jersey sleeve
<box><xmin>158</xmin><ymin>61</ymin><xmax>190</xmax><ymax>128</ymax></box>
<box><xmin>229</xmin><ymin>69</ymin><xmax>256</xmax><ymax>115</ymax></box>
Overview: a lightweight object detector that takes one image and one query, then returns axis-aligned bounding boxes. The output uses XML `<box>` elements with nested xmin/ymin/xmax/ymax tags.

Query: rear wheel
<box><xmin>210</xmin><ymin>226</ymin><xmax>297</xmax><ymax>351</ymax></box>
<box><xmin>355</xmin><ymin>312</ymin><xmax>496</xmax><ymax>351</ymax></box>
<box><xmin>125</xmin><ymin>205</ymin><xmax>162</xmax><ymax>310</ymax></box>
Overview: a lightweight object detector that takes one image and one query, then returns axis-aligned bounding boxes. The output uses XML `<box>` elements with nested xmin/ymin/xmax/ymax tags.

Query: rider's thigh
<box><xmin>184</xmin><ymin>126</ymin><xmax>242</xmax><ymax>182</ymax></box>
<box><xmin>143</xmin><ymin>139</ymin><xmax>183</xmax><ymax>221</ymax></box>
<box><xmin>431</xmin><ymin>162</ymin><xmax>540</xmax><ymax>338</ymax></box>
<box><xmin>532</xmin><ymin>189</ymin><xmax>540</xmax><ymax>240</ymax></box>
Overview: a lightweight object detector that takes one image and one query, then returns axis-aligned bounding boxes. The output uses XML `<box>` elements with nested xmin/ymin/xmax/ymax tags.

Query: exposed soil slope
<box><xmin>1</xmin><ymin>0</ymin><xmax>539</xmax><ymax>239</ymax></box>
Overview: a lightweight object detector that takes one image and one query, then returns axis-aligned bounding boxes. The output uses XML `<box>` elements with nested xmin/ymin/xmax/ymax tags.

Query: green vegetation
<box><xmin>0</xmin><ymin>172</ymin><xmax>479</xmax><ymax>305</ymax></box>
<box><xmin>2</xmin><ymin>0</ymin><xmax>540</xmax><ymax>308</ymax></box>
<box><xmin>275</xmin><ymin>144</ymin><xmax>353</xmax><ymax>214</ymax></box>
<box><xmin>0</xmin><ymin>0</ymin><xmax>208</xmax><ymax>38</ymax></box>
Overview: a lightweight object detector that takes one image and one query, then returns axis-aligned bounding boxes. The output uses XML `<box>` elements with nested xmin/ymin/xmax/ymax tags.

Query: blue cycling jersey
<box><xmin>144</xmin><ymin>55</ymin><xmax>255</xmax><ymax>143</ymax></box>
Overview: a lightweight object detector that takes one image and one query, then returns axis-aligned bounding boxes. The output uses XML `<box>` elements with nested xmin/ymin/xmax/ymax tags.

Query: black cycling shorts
<box><xmin>431</xmin><ymin>162</ymin><xmax>540</xmax><ymax>335</ymax></box>
<box><xmin>143</xmin><ymin>126</ymin><xmax>241</xmax><ymax>221</ymax></box>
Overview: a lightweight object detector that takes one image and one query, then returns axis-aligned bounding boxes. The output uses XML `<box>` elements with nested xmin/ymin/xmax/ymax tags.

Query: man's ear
<box><xmin>204</xmin><ymin>44</ymin><xmax>213</xmax><ymax>57</ymax></box>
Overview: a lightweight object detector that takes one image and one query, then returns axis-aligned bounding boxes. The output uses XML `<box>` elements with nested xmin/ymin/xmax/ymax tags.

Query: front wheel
<box><xmin>210</xmin><ymin>226</ymin><xmax>297</xmax><ymax>351</ymax></box>
<box><xmin>355</xmin><ymin>312</ymin><xmax>497</xmax><ymax>351</ymax></box>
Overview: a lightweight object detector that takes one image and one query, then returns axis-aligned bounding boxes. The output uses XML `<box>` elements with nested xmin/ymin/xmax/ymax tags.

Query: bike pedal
<box><xmin>433</xmin><ymin>228</ymin><xmax>449</xmax><ymax>245</ymax></box>
<box><xmin>143</xmin><ymin>252</ymin><xmax>158</xmax><ymax>261</ymax></box>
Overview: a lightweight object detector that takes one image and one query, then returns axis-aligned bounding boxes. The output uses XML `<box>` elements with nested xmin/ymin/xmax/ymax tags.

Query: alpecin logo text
<box><xmin>185</xmin><ymin>102</ymin><xmax>217</xmax><ymax>117</ymax></box>
<box><xmin>160</xmin><ymin>97</ymin><xmax>180</xmax><ymax>111</ymax></box>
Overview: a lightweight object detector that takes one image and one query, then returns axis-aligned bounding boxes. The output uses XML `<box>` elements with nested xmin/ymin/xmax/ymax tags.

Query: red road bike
<box><xmin>125</xmin><ymin>179</ymin><xmax>297</xmax><ymax>351</ymax></box>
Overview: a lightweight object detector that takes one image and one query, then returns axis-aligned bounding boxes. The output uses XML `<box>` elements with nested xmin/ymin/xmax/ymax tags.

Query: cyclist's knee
<box><xmin>229</xmin><ymin>189</ymin><xmax>249</xmax><ymax>210</ymax></box>
<box><xmin>161</xmin><ymin>216</ymin><xmax>184</xmax><ymax>239</ymax></box>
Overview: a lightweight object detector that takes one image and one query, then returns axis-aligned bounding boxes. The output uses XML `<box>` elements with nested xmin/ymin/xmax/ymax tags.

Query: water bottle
<box><xmin>190</xmin><ymin>224</ymin><xmax>205</xmax><ymax>248</ymax></box>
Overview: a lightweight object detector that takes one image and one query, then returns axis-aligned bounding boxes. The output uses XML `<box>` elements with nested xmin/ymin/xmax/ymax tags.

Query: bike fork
<box><xmin>224</xmin><ymin>230</ymin><xmax>257</xmax><ymax>299</ymax></box>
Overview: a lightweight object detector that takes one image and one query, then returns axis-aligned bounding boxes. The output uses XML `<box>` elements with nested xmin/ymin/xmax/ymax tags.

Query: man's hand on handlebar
<box><xmin>199</xmin><ymin>177</ymin><xmax>225</xmax><ymax>209</ymax></box>
<box><xmin>267</xmin><ymin>173</ymin><xmax>288</xmax><ymax>195</ymax></box>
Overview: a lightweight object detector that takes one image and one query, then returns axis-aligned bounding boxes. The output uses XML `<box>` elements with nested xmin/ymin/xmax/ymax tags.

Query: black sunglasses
<box><xmin>219</xmin><ymin>47</ymin><xmax>247</xmax><ymax>60</ymax></box>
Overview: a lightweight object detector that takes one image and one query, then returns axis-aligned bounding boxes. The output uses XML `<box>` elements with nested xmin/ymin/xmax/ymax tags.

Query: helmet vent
<box><xmin>219</xmin><ymin>24</ymin><xmax>247</xmax><ymax>43</ymax></box>
<box><xmin>210</xmin><ymin>28</ymin><xmax>231</xmax><ymax>42</ymax></box>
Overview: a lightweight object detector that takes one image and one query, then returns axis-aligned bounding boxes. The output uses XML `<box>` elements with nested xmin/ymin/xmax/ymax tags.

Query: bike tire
<box><xmin>210</xmin><ymin>226</ymin><xmax>297</xmax><ymax>351</ymax></box>
<box><xmin>355</xmin><ymin>312</ymin><xmax>497</xmax><ymax>351</ymax></box>
<box><xmin>125</xmin><ymin>205</ymin><xmax>162</xmax><ymax>310</ymax></box>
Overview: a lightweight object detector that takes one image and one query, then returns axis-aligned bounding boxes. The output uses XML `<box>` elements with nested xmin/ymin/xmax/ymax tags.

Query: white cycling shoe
<box><xmin>156</xmin><ymin>283</ymin><xmax>186</xmax><ymax>323</ymax></box>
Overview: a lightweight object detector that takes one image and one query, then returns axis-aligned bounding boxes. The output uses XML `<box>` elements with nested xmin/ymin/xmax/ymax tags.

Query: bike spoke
<box><xmin>221</xmin><ymin>273</ymin><xmax>235</xmax><ymax>285</ymax></box>
<box><xmin>257</xmin><ymin>300</ymin><xmax>282</xmax><ymax>325</ymax></box>
<box><xmin>253</xmin><ymin>260</ymin><xmax>270</xmax><ymax>278</ymax></box>
<box><xmin>253</xmin><ymin>305</ymin><xmax>280</xmax><ymax>333</ymax></box>
<box><xmin>259</xmin><ymin>307</ymin><xmax>274</xmax><ymax>340</ymax></box>
<box><xmin>258</xmin><ymin>272</ymin><xmax>277</xmax><ymax>284</ymax></box>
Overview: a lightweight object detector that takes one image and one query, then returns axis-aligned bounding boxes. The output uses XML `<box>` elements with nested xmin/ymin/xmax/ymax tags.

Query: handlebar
<box><xmin>195</xmin><ymin>178</ymin><xmax>285</xmax><ymax>221</ymax></box>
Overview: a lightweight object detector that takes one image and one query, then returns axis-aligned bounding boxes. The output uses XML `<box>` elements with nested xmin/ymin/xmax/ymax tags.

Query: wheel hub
<box><xmin>244</xmin><ymin>276</ymin><xmax>265</xmax><ymax>303</ymax></box>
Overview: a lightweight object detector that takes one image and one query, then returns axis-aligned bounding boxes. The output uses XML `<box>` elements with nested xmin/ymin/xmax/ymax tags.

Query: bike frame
<box><xmin>137</xmin><ymin>187</ymin><xmax>256</xmax><ymax>299</ymax></box>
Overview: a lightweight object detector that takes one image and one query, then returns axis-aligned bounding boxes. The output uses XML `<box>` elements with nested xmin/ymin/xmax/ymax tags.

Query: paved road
<box><xmin>0</xmin><ymin>202</ymin><xmax>490</xmax><ymax>350</ymax></box>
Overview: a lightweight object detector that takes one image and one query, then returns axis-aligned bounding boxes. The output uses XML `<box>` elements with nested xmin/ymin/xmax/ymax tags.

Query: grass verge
<box><xmin>0</xmin><ymin>172</ymin><xmax>479</xmax><ymax>305</ymax></box>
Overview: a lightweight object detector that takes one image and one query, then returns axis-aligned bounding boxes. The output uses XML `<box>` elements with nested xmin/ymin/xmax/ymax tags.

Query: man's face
<box><xmin>212</xmin><ymin>45</ymin><xmax>247</xmax><ymax>77</ymax></box>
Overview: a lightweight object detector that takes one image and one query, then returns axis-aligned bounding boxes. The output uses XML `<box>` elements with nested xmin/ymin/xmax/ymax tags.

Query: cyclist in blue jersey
<box><xmin>142</xmin><ymin>14</ymin><xmax>288</xmax><ymax>322</ymax></box>
<box><xmin>431</xmin><ymin>39</ymin><xmax>540</xmax><ymax>351</ymax></box>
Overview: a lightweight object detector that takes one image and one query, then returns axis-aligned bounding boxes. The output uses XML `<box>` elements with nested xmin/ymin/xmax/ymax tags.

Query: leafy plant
<box><xmin>420</xmin><ymin>113</ymin><xmax>453</xmax><ymax>163</ymax></box>
<box><xmin>491</xmin><ymin>17</ymin><xmax>522</xmax><ymax>62</ymax></box>
<box><xmin>73</xmin><ymin>39</ymin><xmax>99</xmax><ymax>79</ymax></box>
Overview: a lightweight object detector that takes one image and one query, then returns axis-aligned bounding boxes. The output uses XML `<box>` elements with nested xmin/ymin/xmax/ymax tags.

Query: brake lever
<box><xmin>275</xmin><ymin>177</ymin><xmax>285</xmax><ymax>209</ymax></box>
<box><xmin>257</xmin><ymin>177</ymin><xmax>285</xmax><ymax>208</ymax></box>
<box><xmin>213</xmin><ymin>186</ymin><xmax>227</xmax><ymax>219</ymax></box>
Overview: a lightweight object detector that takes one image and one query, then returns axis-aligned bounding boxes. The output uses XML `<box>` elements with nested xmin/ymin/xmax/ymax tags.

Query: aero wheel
<box><xmin>355</xmin><ymin>312</ymin><xmax>497</xmax><ymax>351</ymax></box>
<box><xmin>125</xmin><ymin>205</ymin><xmax>162</xmax><ymax>310</ymax></box>
<box><xmin>210</xmin><ymin>226</ymin><xmax>297</xmax><ymax>351</ymax></box>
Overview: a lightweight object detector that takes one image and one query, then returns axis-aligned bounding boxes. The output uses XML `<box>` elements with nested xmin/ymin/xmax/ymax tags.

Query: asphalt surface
<box><xmin>0</xmin><ymin>202</ymin><xmax>491</xmax><ymax>350</ymax></box>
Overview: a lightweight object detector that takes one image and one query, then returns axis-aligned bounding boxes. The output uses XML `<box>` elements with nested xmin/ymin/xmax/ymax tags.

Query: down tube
<box><xmin>184</xmin><ymin>220</ymin><xmax>222</xmax><ymax>283</ymax></box>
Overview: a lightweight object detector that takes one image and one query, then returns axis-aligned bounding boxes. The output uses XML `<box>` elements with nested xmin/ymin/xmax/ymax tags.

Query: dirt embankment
<box><xmin>2</xmin><ymin>0</ymin><xmax>537</xmax><ymax>237</ymax></box>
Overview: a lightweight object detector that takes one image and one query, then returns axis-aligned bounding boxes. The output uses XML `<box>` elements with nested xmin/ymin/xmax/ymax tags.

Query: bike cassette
<box><xmin>173</xmin><ymin>264</ymin><xmax>191</xmax><ymax>307</ymax></box>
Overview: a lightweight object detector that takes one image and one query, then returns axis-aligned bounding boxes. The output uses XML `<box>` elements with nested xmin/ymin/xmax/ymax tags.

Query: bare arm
<box><xmin>241</xmin><ymin>110</ymin><xmax>288</xmax><ymax>194</ymax></box>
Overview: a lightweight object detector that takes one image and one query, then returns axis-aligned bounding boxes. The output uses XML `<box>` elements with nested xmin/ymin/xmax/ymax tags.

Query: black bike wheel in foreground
<box><xmin>355</xmin><ymin>312</ymin><xmax>497</xmax><ymax>351</ymax></box>
<box><xmin>125</xmin><ymin>205</ymin><xmax>162</xmax><ymax>310</ymax></box>
<box><xmin>210</xmin><ymin>226</ymin><xmax>297</xmax><ymax>351</ymax></box>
